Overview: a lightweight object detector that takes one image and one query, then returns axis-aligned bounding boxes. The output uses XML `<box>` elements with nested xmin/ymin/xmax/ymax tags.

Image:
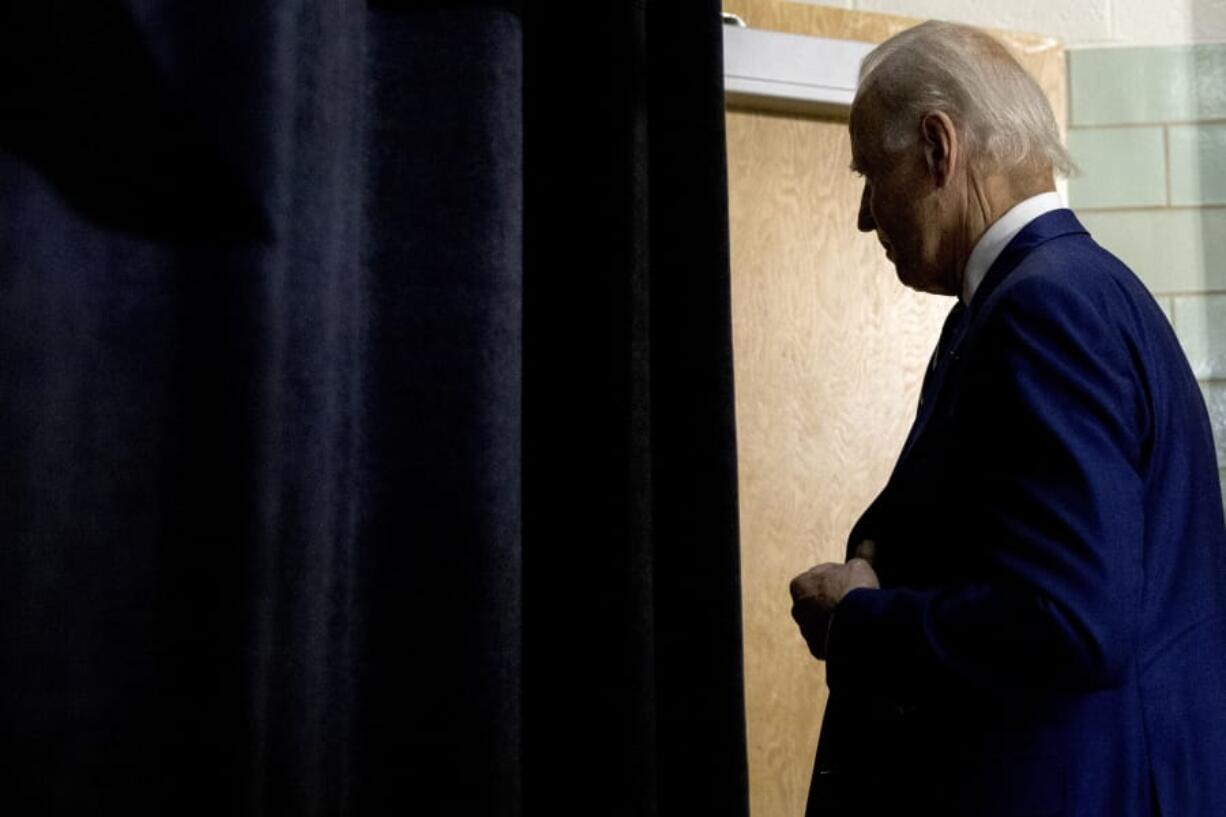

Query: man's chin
<box><xmin>893</xmin><ymin>263</ymin><xmax>951</xmax><ymax>296</ymax></box>
<box><xmin>892</xmin><ymin>263</ymin><xmax>918</xmax><ymax>290</ymax></box>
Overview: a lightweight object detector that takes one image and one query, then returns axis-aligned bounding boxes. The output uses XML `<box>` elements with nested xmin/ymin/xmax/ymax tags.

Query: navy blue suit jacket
<box><xmin>806</xmin><ymin>210</ymin><xmax>1226</xmax><ymax>817</ymax></box>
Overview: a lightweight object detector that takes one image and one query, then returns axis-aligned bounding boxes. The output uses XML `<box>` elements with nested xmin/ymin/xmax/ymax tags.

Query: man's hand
<box><xmin>789</xmin><ymin>541</ymin><xmax>880</xmax><ymax>661</ymax></box>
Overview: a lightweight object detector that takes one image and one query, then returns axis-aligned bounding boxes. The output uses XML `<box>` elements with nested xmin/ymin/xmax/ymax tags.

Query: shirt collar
<box><xmin>961</xmin><ymin>191</ymin><xmax>1064</xmax><ymax>305</ymax></box>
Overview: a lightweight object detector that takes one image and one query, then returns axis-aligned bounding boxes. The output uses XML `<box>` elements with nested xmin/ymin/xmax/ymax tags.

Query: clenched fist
<box><xmin>789</xmin><ymin>542</ymin><xmax>880</xmax><ymax>661</ymax></box>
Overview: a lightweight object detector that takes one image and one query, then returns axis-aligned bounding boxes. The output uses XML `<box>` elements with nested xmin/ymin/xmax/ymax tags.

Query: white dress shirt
<box><xmin>961</xmin><ymin>191</ymin><xmax>1065</xmax><ymax>305</ymax></box>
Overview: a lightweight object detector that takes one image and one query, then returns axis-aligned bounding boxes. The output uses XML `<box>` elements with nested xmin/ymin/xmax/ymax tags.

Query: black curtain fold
<box><xmin>356</xmin><ymin>6</ymin><xmax>526</xmax><ymax>815</ymax></box>
<box><xmin>0</xmin><ymin>2</ymin><xmax>747</xmax><ymax>814</ymax></box>
<box><xmin>523</xmin><ymin>2</ymin><xmax>748</xmax><ymax>815</ymax></box>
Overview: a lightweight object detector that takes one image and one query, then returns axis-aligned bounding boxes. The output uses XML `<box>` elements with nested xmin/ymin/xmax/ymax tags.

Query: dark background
<box><xmin>0</xmin><ymin>2</ymin><xmax>748</xmax><ymax>815</ymax></box>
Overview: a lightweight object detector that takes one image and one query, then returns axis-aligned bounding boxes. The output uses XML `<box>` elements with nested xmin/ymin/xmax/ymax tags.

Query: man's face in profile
<box><xmin>849</xmin><ymin>93</ymin><xmax>950</xmax><ymax>296</ymax></box>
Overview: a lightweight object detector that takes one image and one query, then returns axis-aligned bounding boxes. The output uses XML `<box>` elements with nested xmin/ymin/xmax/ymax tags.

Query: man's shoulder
<box><xmin>1016</xmin><ymin>222</ymin><xmax>1128</xmax><ymax>280</ymax></box>
<box><xmin>985</xmin><ymin>227</ymin><xmax>1151</xmax><ymax>323</ymax></box>
<box><xmin>963</xmin><ymin>226</ymin><xmax>1178</xmax><ymax>386</ymax></box>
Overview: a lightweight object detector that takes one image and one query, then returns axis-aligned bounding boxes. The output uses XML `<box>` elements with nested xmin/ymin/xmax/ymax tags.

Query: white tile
<box><xmin>851</xmin><ymin>0</ymin><xmax>1112</xmax><ymax>44</ymax></box>
<box><xmin>1069</xmin><ymin>46</ymin><xmax>1226</xmax><ymax>125</ymax></box>
<box><xmin>1067</xmin><ymin>127</ymin><xmax>1167</xmax><ymax>208</ymax></box>
<box><xmin>1199</xmin><ymin>382</ymin><xmax>1226</xmax><ymax>467</ymax></box>
<box><xmin>1077</xmin><ymin>209</ymin><xmax>1226</xmax><ymax>294</ymax></box>
<box><xmin>1112</xmin><ymin>0</ymin><xmax>1226</xmax><ymax>46</ymax></box>
<box><xmin>1174</xmin><ymin>294</ymin><xmax>1226</xmax><ymax>379</ymax></box>
<box><xmin>1169</xmin><ymin>124</ymin><xmax>1226</xmax><ymax>206</ymax></box>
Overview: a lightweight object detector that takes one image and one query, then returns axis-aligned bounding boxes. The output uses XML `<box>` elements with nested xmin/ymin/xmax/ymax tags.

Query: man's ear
<box><xmin>920</xmin><ymin>112</ymin><xmax>956</xmax><ymax>187</ymax></box>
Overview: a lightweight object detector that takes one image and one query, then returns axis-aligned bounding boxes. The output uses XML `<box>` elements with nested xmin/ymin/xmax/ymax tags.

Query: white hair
<box><xmin>854</xmin><ymin>20</ymin><xmax>1076</xmax><ymax>178</ymax></box>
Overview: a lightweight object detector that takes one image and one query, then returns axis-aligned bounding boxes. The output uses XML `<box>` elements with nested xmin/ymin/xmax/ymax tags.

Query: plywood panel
<box><xmin>723</xmin><ymin>3</ymin><xmax>1067</xmax><ymax>817</ymax></box>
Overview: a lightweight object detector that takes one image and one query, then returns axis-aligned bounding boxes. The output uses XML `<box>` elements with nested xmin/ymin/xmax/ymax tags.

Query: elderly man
<box><xmin>789</xmin><ymin>20</ymin><xmax>1226</xmax><ymax>817</ymax></box>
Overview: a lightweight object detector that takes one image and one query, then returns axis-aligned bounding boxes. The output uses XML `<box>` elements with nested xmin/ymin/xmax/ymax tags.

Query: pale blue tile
<box><xmin>1069</xmin><ymin>45</ymin><xmax>1226</xmax><ymax>125</ymax></box>
<box><xmin>1068</xmin><ymin>127</ymin><xmax>1166</xmax><ymax>208</ymax></box>
<box><xmin>1169</xmin><ymin>124</ymin><xmax>1226</xmax><ymax>206</ymax></box>
<box><xmin>1199</xmin><ymin>382</ymin><xmax>1226</xmax><ymax>467</ymax></box>
<box><xmin>1078</xmin><ymin>209</ymin><xmax>1226</xmax><ymax>293</ymax></box>
<box><xmin>1174</xmin><ymin>294</ymin><xmax>1226</xmax><ymax>379</ymax></box>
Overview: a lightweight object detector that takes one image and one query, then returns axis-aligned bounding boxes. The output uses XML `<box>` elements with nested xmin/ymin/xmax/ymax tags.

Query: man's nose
<box><xmin>857</xmin><ymin>184</ymin><xmax>874</xmax><ymax>233</ymax></box>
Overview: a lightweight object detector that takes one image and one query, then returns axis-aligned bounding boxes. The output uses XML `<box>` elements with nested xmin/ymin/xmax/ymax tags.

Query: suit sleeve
<box><xmin>826</xmin><ymin>275</ymin><xmax>1149</xmax><ymax>700</ymax></box>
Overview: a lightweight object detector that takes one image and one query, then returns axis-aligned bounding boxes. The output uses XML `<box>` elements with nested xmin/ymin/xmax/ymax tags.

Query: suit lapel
<box><xmin>898</xmin><ymin>300</ymin><xmax>967</xmax><ymax>462</ymax></box>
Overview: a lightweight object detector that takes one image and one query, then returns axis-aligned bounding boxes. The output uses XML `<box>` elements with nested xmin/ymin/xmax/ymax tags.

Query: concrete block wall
<box><xmin>790</xmin><ymin>0</ymin><xmax>1226</xmax><ymax>45</ymax></box>
<box><xmin>1069</xmin><ymin>44</ymin><xmax>1226</xmax><ymax>501</ymax></box>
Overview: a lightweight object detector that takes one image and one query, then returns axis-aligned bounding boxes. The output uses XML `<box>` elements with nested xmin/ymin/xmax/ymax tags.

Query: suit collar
<box><xmin>961</xmin><ymin>192</ymin><xmax>1064</xmax><ymax>304</ymax></box>
<box><xmin>967</xmin><ymin>208</ymin><xmax>1089</xmax><ymax>313</ymax></box>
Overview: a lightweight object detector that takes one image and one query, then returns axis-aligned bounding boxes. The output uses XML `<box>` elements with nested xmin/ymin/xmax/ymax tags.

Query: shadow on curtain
<box><xmin>0</xmin><ymin>1</ymin><xmax>747</xmax><ymax>814</ymax></box>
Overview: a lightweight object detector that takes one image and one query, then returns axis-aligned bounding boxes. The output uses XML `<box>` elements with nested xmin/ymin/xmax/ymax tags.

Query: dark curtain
<box><xmin>0</xmin><ymin>2</ymin><xmax>747</xmax><ymax>815</ymax></box>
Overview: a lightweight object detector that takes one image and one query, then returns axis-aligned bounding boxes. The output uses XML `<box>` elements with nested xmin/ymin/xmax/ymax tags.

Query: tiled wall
<box><xmin>1068</xmin><ymin>44</ymin><xmax>1226</xmax><ymax>504</ymax></box>
<box><xmin>790</xmin><ymin>0</ymin><xmax>1226</xmax><ymax>46</ymax></box>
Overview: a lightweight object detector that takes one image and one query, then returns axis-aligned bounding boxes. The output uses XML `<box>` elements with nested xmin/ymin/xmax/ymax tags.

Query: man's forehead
<box><xmin>850</xmin><ymin>87</ymin><xmax>885</xmax><ymax>133</ymax></box>
<box><xmin>850</xmin><ymin>86</ymin><xmax>895</xmax><ymax>161</ymax></box>
<box><xmin>848</xmin><ymin>97</ymin><xmax>877</xmax><ymax>162</ymax></box>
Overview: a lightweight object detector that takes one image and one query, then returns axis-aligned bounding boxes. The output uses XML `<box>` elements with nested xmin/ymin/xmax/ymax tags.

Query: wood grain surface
<box><xmin>722</xmin><ymin>3</ymin><xmax>1066</xmax><ymax>816</ymax></box>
